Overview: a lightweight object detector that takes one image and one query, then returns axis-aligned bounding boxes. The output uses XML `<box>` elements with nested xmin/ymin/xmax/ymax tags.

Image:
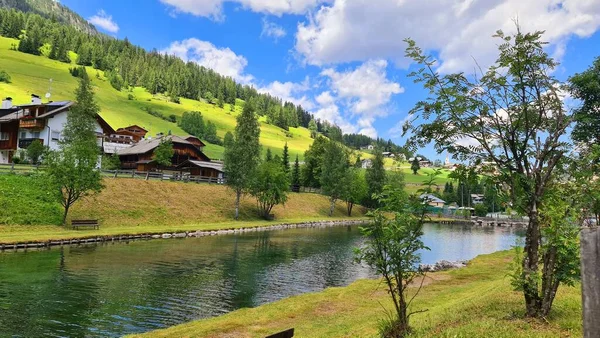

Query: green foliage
<box><xmin>282</xmin><ymin>142</ymin><xmax>290</xmax><ymax>174</ymax></box>
<box><xmin>365</xmin><ymin>149</ymin><xmax>386</xmax><ymax>208</ymax></box>
<box><xmin>410</xmin><ymin>157</ymin><xmax>420</xmax><ymax>175</ymax></box>
<box><xmin>308</xmin><ymin>119</ymin><xmax>318</xmax><ymax>138</ymax></box>
<box><xmin>45</xmin><ymin>70</ymin><xmax>103</xmax><ymax>225</ymax></box>
<box><xmin>320</xmin><ymin>141</ymin><xmax>348</xmax><ymax>216</ymax></box>
<box><xmin>224</xmin><ymin>101</ymin><xmax>261</xmax><ymax>219</ymax></box>
<box><xmin>107</xmin><ymin>69</ymin><xmax>124</xmax><ymax>91</ymax></box>
<box><xmin>0</xmin><ymin>69</ymin><xmax>11</xmax><ymax>83</ymax></box>
<box><xmin>474</xmin><ymin>204</ymin><xmax>488</xmax><ymax>217</ymax></box>
<box><xmin>291</xmin><ymin>154</ymin><xmax>301</xmax><ymax>187</ymax></box>
<box><xmin>343</xmin><ymin>168</ymin><xmax>367</xmax><ymax>216</ymax></box>
<box><xmin>153</xmin><ymin>138</ymin><xmax>174</xmax><ymax>168</ymax></box>
<box><xmin>355</xmin><ymin>174</ymin><xmax>433</xmax><ymax>337</ymax></box>
<box><xmin>569</xmin><ymin>56</ymin><xmax>600</xmax><ymax>145</ymax></box>
<box><xmin>142</xmin><ymin>107</ymin><xmax>175</xmax><ymax>123</ymax></box>
<box><xmin>68</xmin><ymin>66</ymin><xmax>86</xmax><ymax>78</ymax></box>
<box><xmin>250</xmin><ymin>160</ymin><xmax>289</xmax><ymax>219</ymax></box>
<box><xmin>302</xmin><ymin>136</ymin><xmax>328</xmax><ymax>188</ymax></box>
<box><xmin>265</xmin><ymin>148</ymin><xmax>273</xmax><ymax>162</ymax></box>
<box><xmin>26</xmin><ymin>139</ymin><xmax>44</xmax><ymax>165</ymax></box>
<box><xmin>102</xmin><ymin>153</ymin><xmax>121</xmax><ymax>170</ymax></box>
<box><xmin>405</xmin><ymin>28</ymin><xmax>573</xmax><ymax>317</ymax></box>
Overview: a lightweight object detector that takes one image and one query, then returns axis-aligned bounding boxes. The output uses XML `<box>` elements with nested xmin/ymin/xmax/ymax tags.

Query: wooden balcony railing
<box><xmin>19</xmin><ymin>119</ymin><xmax>45</xmax><ymax>129</ymax></box>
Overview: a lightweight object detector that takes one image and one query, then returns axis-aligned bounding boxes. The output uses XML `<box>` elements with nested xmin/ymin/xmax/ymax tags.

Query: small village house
<box><xmin>0</xmin><ymin>96</ymin><xmax>114</xmax><ymax>164</ymax></box>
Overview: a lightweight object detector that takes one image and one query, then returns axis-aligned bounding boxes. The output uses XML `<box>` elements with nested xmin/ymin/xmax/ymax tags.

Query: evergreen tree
<box><xmin>292</xmin><ymin>154</ymin><xmax>301</xmax><ymax>188</ymax></box>
<box><xmin>153</xmin><ymin>138</ymin><xmax>174</xmax><ymax>169</ymax></box>
<box><xmin>265</xmin><ymin>148</ymin><xmax>273</xmax><ymax>162</ymax></box>
<box><xmin>308</xmin><ymin>119</ymin><xmax>318</xmax><ymax>138</ymax></box>
<box><xmin>223</xmin><ymin>101</ymin><xmax>261</xmax><ymax>219</ymax></box>
<box><xmin>411</xmin><ymin>157</ymin><xmax>421</xmax><ymax>174</ymax></box>
<box><xmin>282</xmin><ymin>142</ymin><xmax>290</xmax><ymax>174</ymax></box>
<box><xmin>320</xmin><ymin>141</ymin><xmax>348</xmax><ymax>216</ymax></box>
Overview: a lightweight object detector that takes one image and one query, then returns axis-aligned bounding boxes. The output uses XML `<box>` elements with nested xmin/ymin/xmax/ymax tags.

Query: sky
<box><xmin>62</xmin><ymin>0</ymin><xmax>600</xmax><ymax>160</ymax></box>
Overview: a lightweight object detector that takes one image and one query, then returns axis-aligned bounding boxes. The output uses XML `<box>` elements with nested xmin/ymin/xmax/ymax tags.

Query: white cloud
<box><xmin>295</xmin><ymin>0</ymin><xmax>600</xmax><ymax>72</ymax></box>
<box><xmin>160</xmin><ymin>0</ymin><xmax>326</xmax><ymax>19</ymax></box>
<box><xmin>388</xmin><ymin>113</ymin><xmax>413</xmax><ymax>138</ymax></box>
<box><xmin>261</xmin><ymin>18</ymin><xmax>287</xmax><ymax>41</ymax></box>
<box><xmin>313</xmin><ymin>91</ymin><xmax>360</xmax><ymax>135</ymax></box>
<box><xmin>88</xmin><ymin>10</ymin><xmax>119</xmax><ymax>33</ymax></box>
<box><xmin>258</xmin><ymin>77</ymin><xmax>315</xmax><ymax>109</ymax></box>
<box><xmin>162</xmin><ymin>38</ymin><xmax>253</xmax><ymax>83</ymax></box>
<box><xmin>321</xmin><ymin>59</ymin><xmax>403</xmax><ymax>114</ymax></box>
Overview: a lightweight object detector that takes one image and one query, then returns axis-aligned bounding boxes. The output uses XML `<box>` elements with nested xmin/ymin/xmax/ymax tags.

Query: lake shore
<box><xmin>130</xmin><ymin>250</ymin><xmax>582</xmax><ymax>338</ymax></box>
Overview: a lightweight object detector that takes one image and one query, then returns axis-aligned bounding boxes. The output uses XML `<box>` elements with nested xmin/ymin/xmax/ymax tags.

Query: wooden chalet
<box><xmin>176</xmin><ymin>159</ymin><xmax>224</xmax><ymax>178</ymax></box>
<box><xmin>115</xmin><ymin>125</ymin><xmax>148</xmax><ymax>142</ymax></box>
<box><xmin>184</xmin><ymin>135</ymin><xmax>206</xmax><ymax>151</ymax></box>
<box><xmin>116</xmin><ymin>134</ymin><xmax>211</xmax><ymax>171</ymax></box>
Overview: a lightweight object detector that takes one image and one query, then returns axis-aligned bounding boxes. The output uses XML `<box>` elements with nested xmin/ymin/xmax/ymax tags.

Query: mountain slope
<box><xmin>0</xmin><ymin>36</ymin><xmax>316</xmax><ymax>160</ymax></box>
<box><xmin>0</xmin><ymin>0</ymin><xmax>97</xmax><ymax>34</ymax></box>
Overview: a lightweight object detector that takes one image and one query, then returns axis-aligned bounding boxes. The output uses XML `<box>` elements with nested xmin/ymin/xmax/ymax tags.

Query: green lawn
<box><xmin>0</xmin><ymin>36</ymin><xmax>316</xmax><ymax>160</ymax></box>
<box><xmin>131</xmin><ymin>250</ymin><xmax>582</xmax><ymax>338</ymax></box>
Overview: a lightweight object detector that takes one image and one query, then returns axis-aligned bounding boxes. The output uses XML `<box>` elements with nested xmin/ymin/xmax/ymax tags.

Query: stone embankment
<box><xmin>0</xmin><ymin>219</ymin><xmax>368</xmax><ymax>252</ymax></box>
<box><xmin>420</xmin><ymin>260</ymin><xmax>468</xmax><ymax>272</ymax></box>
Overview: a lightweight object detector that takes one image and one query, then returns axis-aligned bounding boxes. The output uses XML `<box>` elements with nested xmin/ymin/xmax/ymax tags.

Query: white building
<box><xmin>0</xmin><ymin>96</ymin><xmax>115</xmax><ymax>164</ymax></box>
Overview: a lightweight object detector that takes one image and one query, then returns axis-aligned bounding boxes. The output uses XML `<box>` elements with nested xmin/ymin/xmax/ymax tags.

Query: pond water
<box><xmin>0</xmin><ymin>223</ymin><xmax>524</xmax><ymax>337</ymax></box>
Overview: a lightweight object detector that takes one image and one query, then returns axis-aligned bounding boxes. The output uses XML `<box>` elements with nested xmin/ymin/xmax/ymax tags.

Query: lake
<box><xmin>0</xmin><ymin>223</ymin><xmax>524</xmax><ymax>337</ymax></box>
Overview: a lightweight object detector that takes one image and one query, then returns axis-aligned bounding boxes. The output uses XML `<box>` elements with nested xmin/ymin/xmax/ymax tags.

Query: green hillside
<box><xmin>0</xmin><ymin>36</ymin><xmax>317</xmax><ymax>160</ymax></box>
<box><xmin>0</xmin><ymin>0</ymin><xmax>97</xmax><ymax>34</ymax></box>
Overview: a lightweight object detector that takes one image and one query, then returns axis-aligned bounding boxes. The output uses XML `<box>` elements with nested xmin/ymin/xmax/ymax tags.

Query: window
<box><xmin>51</xmin><ymin>131</ymin><xmax>60</xmax><ymax>141</ymax></box>
<box><xmin>32</xmin><ymin>131</ymin><xmax>40</xmax><ymax>139</ymax></box>
<box><xmin>20</xmin><ymin>132</ymin><xmax>26</xmax><ymax>139</ymax></box>
<box><xmin>0</xmin><ymin>132</ymin><xmax>9</xmax><ymax>141</ymax></box>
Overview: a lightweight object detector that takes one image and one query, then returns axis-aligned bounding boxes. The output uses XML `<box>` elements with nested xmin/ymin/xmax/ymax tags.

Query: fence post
<box><xmin>145</xmin><ymin>172</ymin><xmax>149</xmax><ymax>181</ymax></box>
<box><xmin>131</xmin><ymin>170</ymin><xmax>135</xmax><ymax>178</ymax></box>
<box><xmin>10</xmin><ymin>163</ymin><xmax>14</xmax><ymax>173</ymax></box>
<box><xmin>581</xmin><ymin>227</ymin><xmax>600</xmax><ymax>338</ymax></box>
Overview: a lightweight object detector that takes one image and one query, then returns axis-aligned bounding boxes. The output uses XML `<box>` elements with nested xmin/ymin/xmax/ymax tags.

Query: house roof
<box><xmin>184</xmin><ymin>135</ymin><xmax>206</xmax><ymax>147</ymax></box>
<box><xmin>0</xmin><ymin>101</ymin><xmax>73</xmax><ymax>122</ymax></box>
<box><xmin>117</xmin><ymin>135</ymin><xmax>192</xmax><ymax>155</ymax></box>
<box><xmin>420</xmin><ymin>194</ymin><xmax>446</xmax><ymax>204</ymax></box>
<box><xmin>117</xmin><ymin>124</ymin><xmax>148</xmax><ymax>133</ymax></box>
<box><xmin>176</xmin><ymin>160</ymin><xmax>224</xmax><ymax>173</ymax></box>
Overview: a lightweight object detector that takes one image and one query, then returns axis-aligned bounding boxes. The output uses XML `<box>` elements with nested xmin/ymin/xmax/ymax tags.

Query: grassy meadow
<box><xmin>0</xmin><ymin>36</ymin><xmax>315</xmax><ymax>160</ymax></box>
<box><xmin>132</xmin><ymin>250</ymin><xmax>582</xmax><ymax>338</ymax></box>
<box><xmin>0</xmin><ymin>175</ymin><xmax>367</xmax><ymax>244</ymax></box>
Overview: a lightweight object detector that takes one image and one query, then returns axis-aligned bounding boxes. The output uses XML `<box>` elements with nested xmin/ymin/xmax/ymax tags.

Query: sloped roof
<box><xmin>420</xmin><ymin>194</ymin><xmax>446</xmax><ymax>204</ymax></box>
<box><xmin>176</xmin><ymin>160</ymin><xmax>223</xmax><ymax>172</ymax></box>
<box><xmin>117</xmin><ymin>135</ymin><xmax>193</xmax><ymax>155</ymax></box>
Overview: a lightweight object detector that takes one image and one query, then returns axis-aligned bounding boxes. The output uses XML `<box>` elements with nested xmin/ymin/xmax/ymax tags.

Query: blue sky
<box><xmin>62</xmin><ymin>0</ymin><xmax>600</xmax><ymax>160</ymax></box>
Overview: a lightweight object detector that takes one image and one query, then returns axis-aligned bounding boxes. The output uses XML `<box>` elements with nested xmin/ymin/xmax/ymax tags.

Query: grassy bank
<box><xmin>0</xmin><ymin>175</ymin><xmax>367</xmax><ymax>244</ymax></box>
<box><xmin>132</xmin><ymin>251</ymin><xmax>581</xmax><ymax>338</ymax></box>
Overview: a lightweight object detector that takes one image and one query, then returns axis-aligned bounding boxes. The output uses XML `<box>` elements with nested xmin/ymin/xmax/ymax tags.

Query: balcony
<box><xmin>19</xmin><ymin>118</ymin><xmax>45</xmax><ymax>129</ymax></box>
<box><xmin>18</xmin><ymin>138</ymin><xmax>43</xmax><ymax>149</ymax></box>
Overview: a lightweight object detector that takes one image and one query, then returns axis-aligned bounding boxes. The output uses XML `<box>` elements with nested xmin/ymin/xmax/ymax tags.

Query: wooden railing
<box><xmin>19</xmin><ymin>119</ymin><xmax>44</xmax><ymax>129</ymax></box>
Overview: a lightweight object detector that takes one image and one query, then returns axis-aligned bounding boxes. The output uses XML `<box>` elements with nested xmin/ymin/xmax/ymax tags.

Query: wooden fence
<box><xmin>581</xmin><ymin>227</ymin><xmax>600</xmax><ymax>338</ymax></box>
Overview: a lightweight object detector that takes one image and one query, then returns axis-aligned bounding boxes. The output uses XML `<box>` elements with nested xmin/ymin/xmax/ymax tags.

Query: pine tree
<box><xmin>365</xmin><ymin>149</ymin><xmax>386</xmax><ymax>208</ymax></box>
<box><xmin>292</xmin><ymin>154</ymin><xmax>301</xmax><ymax>188</ymax></box>
<box><xmin>282</xmin><ymin>142</ymin><xmax>290</xmax><ymax>174</ymax></box>
<box><xmin>265</xmin><ymin>148</ymin><xmax>273</xmax><ymax>162</ymax></box>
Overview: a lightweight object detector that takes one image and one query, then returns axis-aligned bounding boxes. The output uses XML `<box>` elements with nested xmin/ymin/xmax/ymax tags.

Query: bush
<box><xmin>127</xmin><ymin>93</ymin><xmax>135</xmax><ymax>100</ymax></box>
<box><xmin>168</xmin><ymin>114</ymin><xmax>177</xmax><ymax>123</ymax></box>
<box><xmin>141</xmin><ymin>107</ymin><xmax>175</xmax><ymax>123</ymax></box>
<box><xmin>474</xmin><ymin>203</ymin><xmax>488</xmax><ymax>217</ymax></box>
<box><xmin>69</xmin><ymin>66</ymin><xmax>87</xmax><ymax>78</ymax></box>
<box><xmin>0</xmin><ymin>70</ymin><xmax>11</xmax><ymax>83</ymax></box>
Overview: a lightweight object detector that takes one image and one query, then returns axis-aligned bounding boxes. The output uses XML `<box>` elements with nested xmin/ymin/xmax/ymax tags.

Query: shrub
<box><xmin>127</xmin><ymin>93</ymin><xmax>135</xmax><ymax>100</ymax></box>
<box><xmin>0</xmin><ymin>70</ymin><xmax>11</xmax><ymax>83</ymax></box>
<box><xmin>474</xmin><ymin>203</ymin><xmax>488</xmax><ymax>217</ymax></box>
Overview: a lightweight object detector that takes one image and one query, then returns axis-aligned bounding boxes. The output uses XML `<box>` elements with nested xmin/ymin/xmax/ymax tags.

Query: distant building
<box><xmin>0</xmin><ymin>96</ymin><xmax>113</xmax><ymax>164</ymax></box>
<box><xmin>420</xmin><ymin>194</ymin><xmax>446</xmax><ymax>208</ymax></box>
<box><xmin>361</xmin><ymin>159</ymin><xmax>372</xmax><ymax>169</ymax></box>
<box><xmin>471</xmin><ymin>194</ymin><xmax>485</xmax><ymax>205</ymax></box>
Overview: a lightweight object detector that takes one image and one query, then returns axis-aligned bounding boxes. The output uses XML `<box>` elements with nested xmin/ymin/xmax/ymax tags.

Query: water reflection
<box><xmin>0</xmin><ymin>223</ymin><xmax>523</xmax><ymax>337</ymax></box>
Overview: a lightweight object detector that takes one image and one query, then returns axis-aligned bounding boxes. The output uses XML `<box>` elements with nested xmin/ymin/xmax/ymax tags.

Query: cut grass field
<box><xmin>131</xmin><ymin>250</ymin><xmax>582</xmax><ymax>338</ymax></box>
<box><xmin>0</xmin><ymin>36</ymin><xmax>317</xmax><ymax>160</ymax></box>
<box><xmin>0</xmin><ymin>175</ymin><xmax>367</xmax><ymax>244</ymax></box>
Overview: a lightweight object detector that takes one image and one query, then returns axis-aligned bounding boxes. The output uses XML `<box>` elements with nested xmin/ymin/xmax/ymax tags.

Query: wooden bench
<box><xmin>71</xmin><ymin>219</ymin><xmax>99</xmax><ymax>230</ymax></box>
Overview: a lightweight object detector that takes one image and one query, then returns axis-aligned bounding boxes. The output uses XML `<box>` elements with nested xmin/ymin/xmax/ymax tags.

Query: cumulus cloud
<box><xmin>261</xmin><ymin>18</ymin><xmax>287</xmax><ymax>41</ymax></box>
<box><xmin>162</xmin><ymin>38</ymin><xmax>253</xmax><ymax>83</ymax></box>
<box><xmin>88</xmin><ymin>10</ymin><xmax>119</xmax><ymax>33</ymax></box>
<box><xmin>258</xmin><ymin>77</ymin><xmax>315</xmax><ymax>109</ymax></box>
<box><xmin>160</xmin><ymin>0</ymin><xmax>326</xmax><ymax>19</ymax></box>
<box><xmin>313</xmin><ymin>91</ymin><xmax>361</xmax><ymax>135</ymax></box>
<box><xmin>295</xmin><ymin>0</ymin><xmax>600</xmax><ymax>72</ymax></box>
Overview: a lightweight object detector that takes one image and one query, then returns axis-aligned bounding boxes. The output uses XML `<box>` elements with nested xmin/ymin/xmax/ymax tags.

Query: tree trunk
<box><xmin>522</xmin><ymin>202</ymin><xmax>542</xmax><ymax>317</ymax></box>
<box><xmin>62</xmin><ymin>204</ymin><xmax>70</xmax><ymax>226</ymax></box>
<box><xmin>347</xmin><ymin>202</ymin><xmax>353</xmax><ymax>216</ymax></box>
<box><xmin>329</xmin><ymin>199</ymin><xmax>335</xmax><ymax>216</ymax></box>
<box><xmin>234</xmin><ymin>190</ymin><xmax>241</xmax><ymax>220</ymax></box>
